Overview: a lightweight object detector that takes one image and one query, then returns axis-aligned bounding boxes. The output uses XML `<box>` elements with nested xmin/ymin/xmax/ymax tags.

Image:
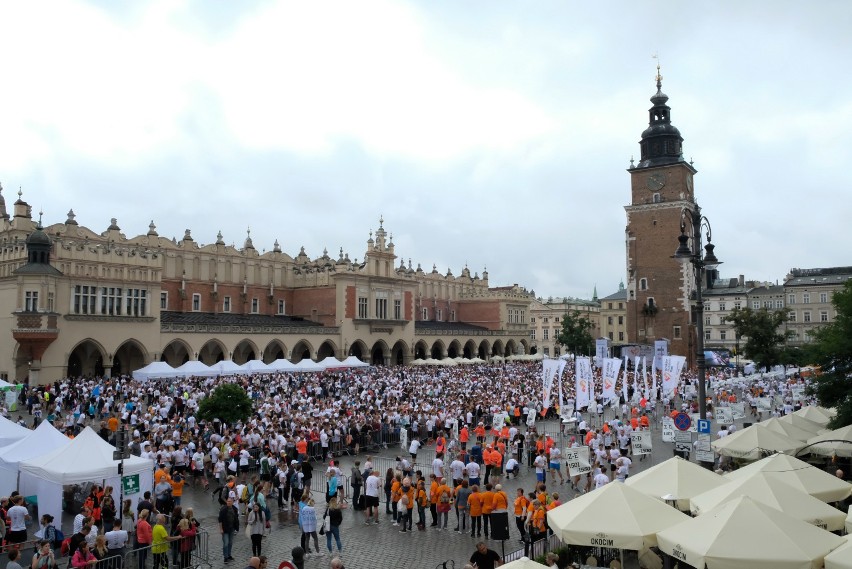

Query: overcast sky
<box><xmin>1</xmin><ymin>1</ymin><xmax>850</xmax><ymax>300</ymax></box>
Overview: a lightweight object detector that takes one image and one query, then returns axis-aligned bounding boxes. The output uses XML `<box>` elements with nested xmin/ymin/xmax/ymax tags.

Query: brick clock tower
<box><xmin>625</xmin><ymin>68</ymin><xmax>698</xmax><ymax>359</ymax></box>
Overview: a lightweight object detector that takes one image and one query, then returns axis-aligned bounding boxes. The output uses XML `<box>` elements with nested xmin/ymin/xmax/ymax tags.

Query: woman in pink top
<box><xmin>70</xmin><ymin>542</ymin><xmax>97</xmax><ymax>569</ymax></box>
<box><xmin>136</xmin><ymin>510</ymin><xmax>153</xmax><ymax>569</ymax></box>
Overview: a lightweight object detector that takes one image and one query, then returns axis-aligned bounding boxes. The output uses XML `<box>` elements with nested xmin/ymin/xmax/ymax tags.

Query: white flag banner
<box><xmin>633</xmin><ymin>356</ymin><xmax>641</xmax><ymax>394</ymax></box>
<box><xmin>716</xmin><ymin>407</ymin><xmax>733</xmax><ymax>425</ymax></box>
<box><xmin>595</xmin><ymin>338</ymin><xmax>609</xmax><ymax>367</ymax></box>
<box><xmin>601</xmin><ymin>357</ymin><xmax>622</xmax><ymax>401</ymax></box>
<box><xmin>575</xmin><ymin>357</ymin><xmax>593</xmax><ymax>409</ymax></box>
<box><xmin>557</xmin><ymin>359</ymin><xmax>567</xmax><ymax>410</ymax></box>
<box><xmin>630</xmin><ymin>431</ymin><xmax>652</xmax><ymax>455</ymax></box>
<box><xmin>661</xmin><ymin>355</ymin><xmax>686</xmax><ymax>397</ymax></box>
<box><xmin>622</xmin><ymin>356</ymin><xmax>629</xmax><ymax>401</ymax></box>
<box><xmin>541</xmin><ymin>359</ymin><xmax>561</xmax><ymax>410</ymax></box>
<box><xmin>564</xmin><ymin>446</ymin><xmax>592</xmax><ymax>477</ymax></box>
<box><xmin>642</xmin><ymin>356</ymin><xmax>649</xmax><ymax>396</ymax></box>
<box><xmin>654</xmin><ymin>340</ymin><xmax>668</xmax><ymax>372</ymax></box>
<box><xmin>651</xmin><ymin>357</ymin><xmax>658</xmax><ymax>394</ymax></box>
<box><xmin>730</xmin><ymin>402</ymin><xmax>746</xmax><ymax>420</ymax></box>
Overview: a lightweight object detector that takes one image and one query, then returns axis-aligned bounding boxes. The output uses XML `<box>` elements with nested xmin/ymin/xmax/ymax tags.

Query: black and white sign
<box><xmin>630</xmin><ymin>431</ymin><xmax>652</xmax><ymax>455</ymax></box>
<box><xmin>695</xmin><ymin>434</ymin><xmax>714</xmax><ymax>462</ymax></box>
<box><xmin>716</xmin><ymin>407</ymin><xmax>733</xmax><ymax>425</ymax></box>
<box><xmin>564</xmin><ymin>446</ymin><xmax>592</xmax><ymax>477</ymax></box>
<box><xmin>662</xmin><ymin>417</ymin><xmax>675</xmax><ymax>443</ymax></box>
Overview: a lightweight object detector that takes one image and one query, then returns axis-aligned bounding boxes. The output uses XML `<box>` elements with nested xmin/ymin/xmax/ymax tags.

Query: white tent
<box><xmin>690</xmin><ymin>472</ymin><xmax>847</xmax><ymax>531</ymax></box>
<box><xmin>546</xmin><ymin>481</ymin><xmax>689</xmax><ymax>550</ymax></box>
<box><xmin>293</xmin><ymin>359</ymin><xmax>323</xmax><ymax>373</ymax></box>
<box><xmin>173</xmin><ymin>360</ymin><xmax>215</xmax><ymax>377</ymax></box>
<box><xmin>267</xmin><ymin>359</ymin><xmax>298</xmax><ymax>372</ymax></box>
<box><xmin>239</xmin><ymin>359</ymin><xmax>273</xmax><ymax>374</ymax></box>
<box><xmin>317</xmin><ymin>356</ymin><xmax>347</xmax><ymax>370</ymax></box>
<box><xmin>19</xmin><ymin>427</ymin><xmax>154</xmax><ymax>530</ymax></box>
<box><xmin>825</xmin><ymin>536</ymin><xmax>852</xmax><ymax>569</ymax></box>
<box><xmin>793</xmin><ymin>406</ymin><xmax>836</xmax><ymax>426</ymax></box>
<box><xmin>501</xmin><ymin>558</ymin><xmax>548</xmax><ymax>569</ymax></box>
<box><xmin>805</xmin><ymin>424</ymin><xmax>852</xmax><ymax>458</ymax></box>
<box><xmin>340</xmin><ymin>355</ymin><xmax>369</xmax><ymax>368</ymax></box>
<box><xmin>778</xmin><ymin>414</ymin><xmax>827</xmax><ymax>435</ymax></box>
<box><xmin>847</xmin><ymin>509</ymin><xmax>852</xmax><ymax>534</ymax></box>
<box><xmin>724</xmin><ymin>453</ymin><xmax>852</xmax><ymax>503</ymax></box>
<box><xmin>656</xmin><ymin>496</ymin><xmax>846</xmax><ymax>569</ymax></box>
<box><xmin>209</xmin><ymin>360</ymin><xmax>243</xmax><ymax>375</ymax></box>
<box><xmin>0</xmin><ymin>416</ymin><xmax>31</xmax><ymax>447</ymax></box>
<box><xmin>0</xmin><ymin>421</ymin><xmax>70</xmax><ymax>496</ymax></box>
<box><xmin>624</xmin><ymin>455</ymin><xmax>728</xmax><ymax>511</ymax></box>
<box><xmin>711</xmin><ymin>423</ymin><xmax>803</xmax><ymax>459</ymax></box>
<box><xmin>761</xmin><ymin>416</ymin><xmax>823</xmax><ymax>442</ymax></box>
<box><xmin>131</xmin><ymin>361</ymin><xmax>177</xmax><ymax>381</ymax></box>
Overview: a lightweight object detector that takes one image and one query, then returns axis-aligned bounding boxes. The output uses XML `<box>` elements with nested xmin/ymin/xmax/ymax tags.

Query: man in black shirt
<box><xmin>218</xmin><ymin>497</ymin><xmax>240</xmax><ymax>563</ymax></box>
<box><xmin>68</xmin><ymin>525</ymin><xmax>91</xmax><ymax>559</ymax></box>
<box><xmin>469</xmin><ymin>541</ymin><xmax>502</xmax><ymax>569</ymax></box>
<box><xmin>137</xmin><ymin>491</ymin><xmax>154</xmax><ymax>515</ymax></box>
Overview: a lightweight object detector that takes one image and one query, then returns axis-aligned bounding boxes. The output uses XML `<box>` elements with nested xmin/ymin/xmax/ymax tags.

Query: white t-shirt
<box><xmin>8</xmin><ymin>504</ymin><xmax>28</xmax><ymax>531</ymax></box>
<box><xmin>365</xmin><ymin>474</ymin><xmax>380</xmax><ymax>497</ymax></box>
<box><xmin>466</xmin><ymin>461</ymin><xmax>481</xmax><ymax>479</ymax></box>
<box><xmin>431</xmin><ymin>457</ymin><xmax>444</xmax><ymax>478</ymax></box>
<box><xmin>450</xmin><ymin>460</ymin><xmax>466</xmax><ymax>480</ymax></box>
<box><xmin>409</xmin><ymin>439</ymin><xmax>421</xmax><ymax>455</ymax></box>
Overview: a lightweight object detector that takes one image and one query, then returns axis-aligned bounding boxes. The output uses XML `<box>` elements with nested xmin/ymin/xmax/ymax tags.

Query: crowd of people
<box><xmin>1</xmin><ymin>358</ymin><xmax>823</xmax><ymax>569</ymax></box>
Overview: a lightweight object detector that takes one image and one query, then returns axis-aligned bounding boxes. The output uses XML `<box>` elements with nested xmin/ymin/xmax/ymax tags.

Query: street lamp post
<box><xmin>673</xmin><ymin>204</ymin><xmax>721</xmax><ymax>422</ymax></box>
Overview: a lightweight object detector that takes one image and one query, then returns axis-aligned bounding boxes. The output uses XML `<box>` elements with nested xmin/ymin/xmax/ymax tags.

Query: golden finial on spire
<box><xmin>652</xmin><ymin>53</ymin><xmax>662</xmax><ymax>90</ymax></box>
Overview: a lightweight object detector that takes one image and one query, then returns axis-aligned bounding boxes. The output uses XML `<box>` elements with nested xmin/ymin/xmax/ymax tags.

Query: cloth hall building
<box><xmin>0</xmin><ymin>190</ymin><xmax>533</xmax><ymax>384</ymax></box>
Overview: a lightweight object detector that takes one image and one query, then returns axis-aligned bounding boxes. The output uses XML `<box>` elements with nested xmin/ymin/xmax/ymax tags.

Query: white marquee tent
<box><xmin>173</xmin><ymin>360</ymin><xmax>216</xmax><ymax>378</ymax></box>
<box><xmin>825</xmin><ymin>536</ymin><xmax>852</xmax><ymax>569</ymax></box>
<box><xmin>267</xmin><ymin>359</ymin><xmax>297</xmax><ymax>372</ymax></box>
<box><xmin>711</xmin><ymin>423</ymin><xmax>803</xmax><ymax>459</ymax></box>
<box><xmin>239</xmin><ymin>360</ymin><xmax>272</xmax><ymax>374</ymax></box>
<box><xmin>0</xmin><ymin>421</ymin><xmax>70</xmax><ymax>496</ymax></box>
<box><xmin>0</xmin><ymin>416</ymin><xmax>31</xmax><ymax>447</ymax></box>
<box><xmin>317</xmin><ymin>356</ymin><xmax>347</xmax><ymax>369</ymax></box>
<box><xmin>724</xmin><ymin>453</ymin><xmax>852</xmax><ymax>503</ymax></box>
<box><xmin>805</xmin><ymin>424</ymin><xmax>852</xmax><ymax>458</ymax></box>
<box><xmin>209</xmin><ymin>360</ymin><xmax>243</xmax><ymax>375</ymax></box>
<box><xmin>624</xmin><ymin>455</ymin><xmax>728</xmax><ymax>511</ymax></box>
<box><xmin>339</xmin><ymin>355</ymin><xmax>370</xmax><ymax>368</ymax></box>
<box><xmin>293</xmin><ymin>359</ymin><xmax>323</xmax><ymax>373</ymax></box>
<box><xmin>18</xmin><ymin>427</ymin><xmax>154</xmax><ymax>530</ymax></box>
<box><xmin>131</xmin><ymin>361</ymin><xmax>177</xmax><ymax>382</ymax></box>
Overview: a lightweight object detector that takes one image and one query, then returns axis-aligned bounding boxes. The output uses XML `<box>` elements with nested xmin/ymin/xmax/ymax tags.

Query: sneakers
<box><xmin>364</xmin><ymin>520</ymin><xmax>372</xmax><ymax>525</ymax></box>
<box><xmin>392</xmin><ymin>522</ymin><xmax>399</xmax><ymax>526</ymax></box>
<box><xmin>399</xmin><ymin>529</ymin><xmax>407</xmax><ymax>533</ymax></box>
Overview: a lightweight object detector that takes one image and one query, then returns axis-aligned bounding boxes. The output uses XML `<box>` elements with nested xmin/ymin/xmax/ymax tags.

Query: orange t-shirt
<box><xmin>391</xmin><ymin>480</ymin><xmax>402</xmax><ymax>503</ymax></box>
<box><xmin>513</xmin><ymin>496</ymin><xmax>529</xmax><ymax>516</ymax></box>
<box><xmin>460</xmin><ymin>428</ymin><xmax>469</xmax><ymax>443</ymax></box>
<box><xmin>296</xmin><ymin>440</ymin><xmax>308</xmax><ymax>455</ymax></box>
<box><xmin>492</xmin><ymin>491</ymin><xmax>508</xmax><ymax>511</ymax></box>
<box><xmin>468</xmin><ymin>492</ymin><xmax>483</xmax><ymax>517</ymax></box>
<box><xmin>480</xmin><ymin>490</ymin><xmax>494</xmax><ymax>514</ymax></box>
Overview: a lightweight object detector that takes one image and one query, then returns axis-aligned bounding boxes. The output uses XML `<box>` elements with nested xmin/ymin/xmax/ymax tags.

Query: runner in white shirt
<box><xmin>432</xmin><ymin>455</ymin><xmax>445</xmax><ymax>480</ymax></box>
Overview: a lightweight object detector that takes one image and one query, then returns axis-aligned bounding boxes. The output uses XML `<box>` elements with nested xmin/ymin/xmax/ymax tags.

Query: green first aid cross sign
<box><xmin>122</xmin><ymin>474</ymin><xmax>140</xmax><ymax>495</ymax></box>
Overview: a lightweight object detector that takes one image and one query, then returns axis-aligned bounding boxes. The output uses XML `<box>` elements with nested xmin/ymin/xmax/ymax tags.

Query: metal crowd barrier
<box><xmin>123</xmin><ymin>528</ymin><xmax>210</xmax><ymax>569</ymax></box>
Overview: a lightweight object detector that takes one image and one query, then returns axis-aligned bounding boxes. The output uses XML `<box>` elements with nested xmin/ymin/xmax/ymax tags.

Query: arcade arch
<box><xmin>67</xmin><ymin>339</ymin><xmax>107</xmax><ymax>378</ymax></box>
<box><xmin>198</xmin><ymin>339</ymin><xmax>226</xmax><ymax>365</ymax></box>
<box><xmin>291</xmin><ymin>340</ymin><xmax>314</xmax><ymax>363</ymax></box>
<box><xmin>161</xmin><ymin>340</ymin><xmax>191</xmax><ymax>367</ymax></box>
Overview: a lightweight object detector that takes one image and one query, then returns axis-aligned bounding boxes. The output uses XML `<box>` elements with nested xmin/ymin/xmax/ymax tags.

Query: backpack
<box><xmin>239</xmin><ymin>485</ymin><xmax>249</xmax><ymax>503</ymax></box>
<box><xmin>290</xmin><ymin>471</ymin><xmax>302</xmax><ymax>491</ymax></box>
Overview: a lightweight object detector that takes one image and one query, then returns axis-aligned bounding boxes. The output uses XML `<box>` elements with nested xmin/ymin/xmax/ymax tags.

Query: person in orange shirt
<box><xmin>546</xmin><ymin>492</ymin><xmax>561</xmax><ymax>511</ymax></box>
<box><xmin>630</xmin><ymin>416</ymin><xmax>639</xmax><ymax>429</ymax></box>
<box><xmin>491</xmin><ymin>484</ymin><xmax>508</xmax><ymax>513</ymax></box>
<box><xmin>530</xmin><ymin>501</ymin><xmax>547</xmax><ymax>542</ymax></box>
<box><xmin>170</xmin><ymin>473</ymin><xmax>185</xmax><ymax>506</ymax></box>
<box><xmin>428</xmin><ymin>474</ymin><xmax>440</xmax><ymax>527</ymax></box>
<box><xmin>483</xmin><ymin>445</ymin><xmax>495</xmax><ymax>485</ymax></box>
<box><xmin>459</xmin><ymin>426</ymin><xmax>470</xmax><ymax>451</ymax></box>
<box><xmin>468</xmin><ymin>485</ymin><xmax>483</xmax><ymax>537</ymax></box>
<box><xmin>107</xmin><ymin>415</ymin><xmax>119</xmax><ymax>433</ymax></box>
<box><xmin>473</xmin><ymin>423</ymin><xmax>486</xmax><ymax>443</ymax></box>
<box><xmin>295</xmin><ymin>437</ymin><xmax>308</xmax><ymax>462</ymax></box>
<box><xmin>435</xmin><ymin>477</ymin><xmax>453</xmax><ymax>530</ymax></box>
<box><xmin>639</xmin><ymin>414</ymin><xmax>650</xmax><ymax>429</ymax></box>
<box><xmin>513</xmin><ymin>488</ymin><xmax>529</xmax><ymax>543</ymax></box>
<box><xmin>154</xmin><ymin>465</ymin><xmax>171</xmax><ymax>486</ymax></box>
<box><xmin>480</xmin><ymin>483</ymin><xmax>495</xmax><ymax>538</ymax></box>
<box><xmin>390</xmin><ymin>474</ymin><xmax>402</xmax><ymax>526</ymax></box>
<box><xmin>500</xmin><ymin>425</ymin><xmax>510</xmax><ymax>443</ymax></box>
<box><xmin>491</xmin><ymin>448</ymin><xmax>504</xmax><ymax>486</ymax></box>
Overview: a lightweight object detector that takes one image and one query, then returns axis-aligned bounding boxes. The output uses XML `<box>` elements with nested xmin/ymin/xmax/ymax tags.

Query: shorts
<box><xmin>7</xmin><ymin>529</ymin><xmax>26</xmax><ymax>544</ymax></box>
<box><xmin>240</xmin><ymin>464</ymin><xmax>250</xmax><ymax>473</ymax></box>
<box><xmin>536</xmin><ymin>472</ymin><xmax>545</xmax><ymax>482</ymax></box>
<box><xmin>366</xmin><ymin>495</ymin><xmax>379</xmax><ymax>508</ymax></box>
<box><xmin>260</xmin><ymin>473</ymin><xmax>271</xmax><ymax>482</ymax></box>
<box><xmin>549</xmin><ymin>462</ymin><xmax>560</xmax><ymax>471</ymax></box>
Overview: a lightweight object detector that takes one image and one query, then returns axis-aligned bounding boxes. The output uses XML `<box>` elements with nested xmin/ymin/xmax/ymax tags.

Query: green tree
<box><xmin>197</xmin><ymin>383</ymin><xmax>253</xmax><ymax>426</ymax></box>
<box><xmin>807</xmin><ymin>280</ymin><xmax>852</xmax><ymax>428</ymax></box>
<box><xmin>556</xmin><ymin>310</ymin><xmax>595</xmax><ymax>355</ymax></box>
<box><xmin>723</xmin><ymin>307</ymin><xmax>791</xmax><ymax>369</ymax></box>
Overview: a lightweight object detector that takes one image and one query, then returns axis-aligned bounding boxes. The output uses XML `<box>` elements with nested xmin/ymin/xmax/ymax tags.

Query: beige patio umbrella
<box><xmin>501</xmin><ymin>557</ymin><xmax>548</xmax><ymax>569</ymax></box>
<box><xmin>624</xmin><ymin>455</ymin><xmax>727</xmax><ymax>511</ymax></box>
<box><xmin>825</xmin><ymin>536</ymin><xmax>852</xmax><ymax>569</ymax></box>
<box><xmin>690</xmin><ymin>471</ymin><xmax>847</xmax><ymax>531</ymax></box>
<box><xmin>793</xmin><ymin>405</ymin><xmax>836</xmax><ymax>426</ymax></box>
<box><xmin>546</xmin><ymin>480</ymin><xmax>689</xmax><ymax>551</ymax></box>
<box><xmin>724</xmin><ymin>453</ymin><xmax>852</xmax><ymax>503</ymax></box>
<box><xmin>762</xmin><ymin>416</ymin><xmax>821</xmax><ymax>442</ymax></box>
<box><xmin>711</xmin><ymin>423</ymin><xmax>802</xmax><ymax>459</ymax></box>
<box><xmin>779</xmin><ymin>413</ymin><xmax>828</xmax><ymax>435</ymax></box>
<box><xmin>657</xmin><ymin>496</ymin><xmax>846</xmax><ymax>569</ymax></box>
<box><xmin>805</xmin><ymin>424</ymin><xmax>852</xmax><ymax>458</ymax></box>
<box><xmin>847</xmin><ymin>509</ymin><xmax>852</xmax><ymax>534</ymax></box>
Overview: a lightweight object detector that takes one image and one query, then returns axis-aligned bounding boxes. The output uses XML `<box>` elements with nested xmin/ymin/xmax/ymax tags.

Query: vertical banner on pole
<box><xmin>575</xmin><ymin>357</ymin><xmax>592</xmax><ymax>410</ymax></box>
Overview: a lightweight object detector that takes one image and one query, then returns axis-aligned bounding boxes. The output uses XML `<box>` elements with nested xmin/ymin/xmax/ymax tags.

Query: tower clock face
<box><xmin>646</xmin><ymin>172</ymin><xmax>666</xmax><ymax>191</ymax></box>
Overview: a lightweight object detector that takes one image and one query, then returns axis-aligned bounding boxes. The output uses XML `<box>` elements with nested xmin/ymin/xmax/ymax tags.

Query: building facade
<box><xmin>0</xmin><ymin>189</ymin><xmax>532</xmax><ymax>384</ymax></box>
<box><xmin>784</xmin><ymin>267</ymin><xmax>852</xmax><ymax>346</ymax></box>
<box><xmin>624</xmin><ymin>68</ymin><xmax>697</xmax><ymax>360</ymax></box>
<box><xmin>702</xmin><ymin>275</ymin><xmax>751</xmax><ymax>355</ymax></box>
<box><xmin>528</xmin><ymin>296</ymin><xmax>600</xmax><ymax>357</ymax></box>
<box><xmin>599</xmin><ymin>283</ymin><xmax>628</xmax><ymax>347</ymax></box>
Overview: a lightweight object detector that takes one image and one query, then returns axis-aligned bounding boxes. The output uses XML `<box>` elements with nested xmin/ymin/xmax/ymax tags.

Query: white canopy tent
<box><xmin>500</xmin><ymin>558</ymin><xmax>548</xmax><ymax>569</ymax></box>
<box><xmin>656</xmin><ymin>496</ymin><xmax>846</xmax><ymax>569</ymax></box>
<box><xmin>624</xmin><ymin>455</ymin><xmax>728</xmax><ymax>511</ymax></box>
<box><xmin>690</xmin><ymin>472</ymin><xmax>847</xmax><ymax>531</ymax></box>
<box><xmin>805</xmin><ymin>424</ymin><xmax>852</xmax><ymax>458</ymax></box>
<box><xmin>761</xmin><ymin>416</ymin><xmax>824</xmax><ymax>442</ymax></box>
<box><xmin>209</xmin><ymin>360</ymin><xmax>243</xmax><ymax>375</ymax></box>
<box><xmin>317</xmin><ymin>356</ymin><xmax>347</xmax><ymax>369</ymax></box>
<box><xmin>724</xmin><ymin>453</ymin><xmax>852</xmax><ymax>503</ymax></box>
<box><xmin>267</xmin><ymin>359</ymin><xmax>298</xmax><ymax>372</ymax></box>
<box><xmin>847</xmin><ymin>509</ymin><xmax>852</xmax><ymax>534</ymax></box>
<box><xmin>239</xmin><ymin>359</ymin><xmax>273</xmax><ymax>374</ymax></box>
<box><xmin>0</xmin><ymin>421</ymin><xmax>70</xmax><ymax>496</ymax></box>
<box><xmin>546</xmin><ymin>481</ymin><xmax>689</xmax><ymax>550</ymax></box>
<box><xmin>339</xmin><ymin>355</ymin><xmax>370</xmax><ymax>368</ymax></box>
<box><xmin>825</xmin><ymin>536</ymin><xmax>852</xmax><ymax>569</ymax></box>
<box><xmin>131</xmin><ymin>361</ymin><xmax>176</xmax><ymax>381</ymax></box>
<box><xmin>778</xmin><ymin>414</ymin><xmax>827</xmax><ymax>435</ymax></box>
<box><xmin>293</xmin><ymin>359</ymin><xmax>323</xmax><ymax>373</ymax></box>
<box><xmin>0</xmin><ymin>416</ymin><xmax>31</xmax><ymax>447</ymax></box>
<box><xmin>793</xmin><ymin>405</ymin><xmax>836</xmax><ymax>426</ymax></box>
<box><xmin>711</xmin><ymin>423</ymin><xmax>803</xmax><ymax>459</ymax></box>
<box><xmin>19</xmin><ymin>427</ymin><xmax>154</xmax><ymax>531</ymax></box>
<box><xmin>173</xmin><ymin>360</ymin><xmax>216</xmax><ymax>378</ymax></box>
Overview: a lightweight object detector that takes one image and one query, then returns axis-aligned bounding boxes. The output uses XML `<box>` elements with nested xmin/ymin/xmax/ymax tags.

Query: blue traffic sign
<box><xmin>673</xmin><ymin>412</ymin><xmax>692</xmax><ymax>431</ymax></box>
<box><xmin>697</xmin><ymin>419</ymin><xmax>711</xmax><ymax>434</ymax></box>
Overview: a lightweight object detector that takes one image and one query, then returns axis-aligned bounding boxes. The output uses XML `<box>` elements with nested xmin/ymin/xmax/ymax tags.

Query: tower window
<box><xmin>652</xmin><ymin>193</ymin><xmax>661</xmax><ymax>203</ymax></box>
<box><xmin>639</xmin><ymin>278</ymin><xmax>648</xmax><ymax>291</ymax></box>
